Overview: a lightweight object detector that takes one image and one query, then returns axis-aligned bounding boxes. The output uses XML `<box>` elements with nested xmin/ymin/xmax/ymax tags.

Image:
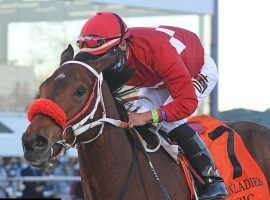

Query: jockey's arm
<box><xmin>155</xmin><ymin>50</ymin><xmax>198</xmax><ymax>122</ymax></box>
<box><xmin>127</xmin><ymin>53</ymin><xmax>198</xmax><ymax>127</ymax></box>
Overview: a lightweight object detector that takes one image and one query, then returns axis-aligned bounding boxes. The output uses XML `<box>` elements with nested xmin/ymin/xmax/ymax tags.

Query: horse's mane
<box><xmin>111</xmin><ymin>86</ymin><xmax>138</xmax><ymax>122</ymax></box>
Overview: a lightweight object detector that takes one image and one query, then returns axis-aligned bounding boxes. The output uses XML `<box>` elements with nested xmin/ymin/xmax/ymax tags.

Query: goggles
<box><xmin>77</xmin><ymin>13</ymin><xmax>128</xmax><ymax>50</ymax></box>
<box><xmin>76</xmin><ymin>34</ymin><xmax>121</xmax><ymax>49</ymax></box>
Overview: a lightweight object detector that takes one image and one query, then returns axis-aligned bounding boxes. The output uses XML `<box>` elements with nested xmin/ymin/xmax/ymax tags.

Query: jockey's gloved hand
<box><xmin>128</xmin><ymin>111</ymin><xmax>153</xmax><ymax>128</ymax></box>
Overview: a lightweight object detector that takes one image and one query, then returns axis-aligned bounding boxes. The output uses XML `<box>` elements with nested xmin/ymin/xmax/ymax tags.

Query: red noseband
<box><xmin>27</xmin><ymin>98</ymin><xmax>67</xmax><ymax>128</ymax></box>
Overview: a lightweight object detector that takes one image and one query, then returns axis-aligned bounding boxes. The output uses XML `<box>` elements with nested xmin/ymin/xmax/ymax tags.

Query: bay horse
<box><xmin>22</xmin><ymin>45</ymin><xmax>270</xmax><ymax>200</ymax></box>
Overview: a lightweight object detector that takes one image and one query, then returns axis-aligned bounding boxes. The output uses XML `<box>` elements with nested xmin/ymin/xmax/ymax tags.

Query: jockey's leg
<box><xmin>162</xmin><ymin>54</ymin><xmax>228</xmax><ymax>199</ymax></box>
<box><xmin>168</xmin><ymin>123</ymin><xmax>228</xmax><ymax>200</ymax></box>
<box><xmin>133</xmin><ymin>54</ymin><xmax>227</xmax><ymax>199</ymax></box>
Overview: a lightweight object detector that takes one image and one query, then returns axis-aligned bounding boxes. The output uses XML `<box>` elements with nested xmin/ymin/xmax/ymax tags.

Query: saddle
<box><xmin>136</xmin><ymin>115</ymin><xmax>269</xmax><ymax>200</ymax></box>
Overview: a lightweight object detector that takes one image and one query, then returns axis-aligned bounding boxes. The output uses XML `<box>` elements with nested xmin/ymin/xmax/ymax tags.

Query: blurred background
<box><xmin>0</xmin><ymin>0</ymin><xmax>269</xmax><ymax>198</ymax></box>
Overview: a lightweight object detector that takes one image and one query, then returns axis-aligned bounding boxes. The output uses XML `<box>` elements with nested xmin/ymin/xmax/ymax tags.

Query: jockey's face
<box><xmin>83</xmin><ymin>40</ymin><xmax>130</xmax><ymax>80</ymax></box>
<box><xmin>119</xmin><ymin>40</ymin><xmax>128</xmax><ymax>52</ymax></box>
<box><xmin>93</xmin><ymin>40</ymin><xmax>128</xmax><ymax>74</ymax></box>
<box><xmin>101</xmin><ymin>41</ymin><xmax>134</xmax><ymax>91</ymax></box>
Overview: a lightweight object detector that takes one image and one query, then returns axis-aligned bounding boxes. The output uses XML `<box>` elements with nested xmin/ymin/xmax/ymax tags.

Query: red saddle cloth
<box><xmin>182</xmin><ymin>115</ymin><xmax>270</xmax><ymax>200</ymax></box>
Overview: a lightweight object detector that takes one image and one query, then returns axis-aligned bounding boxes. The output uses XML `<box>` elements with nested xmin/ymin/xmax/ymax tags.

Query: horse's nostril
<box><xmin>30</xmin><ymin>135</ymin><xmax>48</xmax><ymax>150</ymax></box>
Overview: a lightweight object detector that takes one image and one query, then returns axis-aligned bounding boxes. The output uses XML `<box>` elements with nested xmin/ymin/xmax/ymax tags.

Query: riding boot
<box><xmin>168</xmin><ymin>123</ymin><xmax>228</xmax><ymax>200</ymax></box>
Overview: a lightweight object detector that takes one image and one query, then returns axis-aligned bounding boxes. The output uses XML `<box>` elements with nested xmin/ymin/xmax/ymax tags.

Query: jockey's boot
<box><xmin>168</xmin><ymin>123</ymin><xmax>228</xmax><ymax>200</ymax></box>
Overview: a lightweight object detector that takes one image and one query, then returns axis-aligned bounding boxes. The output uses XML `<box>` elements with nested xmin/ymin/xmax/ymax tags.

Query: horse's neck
<box><xmin>78</xmin><ymin>90</ymin><xmax>133</xmax><ymax>199</ymax></box>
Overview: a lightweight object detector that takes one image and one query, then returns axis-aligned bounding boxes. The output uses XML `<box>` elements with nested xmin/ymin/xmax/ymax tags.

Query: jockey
<box><xmin>77</xmin><ymin>11</ymin><xmax>228</xmax><ymax>199</ymax></box>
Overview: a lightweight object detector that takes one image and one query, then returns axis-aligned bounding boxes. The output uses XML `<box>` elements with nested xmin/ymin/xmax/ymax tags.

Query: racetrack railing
<box><xmin>0</xmin><ymin>176</ymin><xmax>81</xmax><ymax>198</ymax></box>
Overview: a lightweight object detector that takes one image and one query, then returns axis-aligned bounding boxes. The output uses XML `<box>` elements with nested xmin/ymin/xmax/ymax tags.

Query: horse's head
<box><xmin>21</xmin><ymin>45</ymin><xmax>119</xmax><ymax>168</ymax></box>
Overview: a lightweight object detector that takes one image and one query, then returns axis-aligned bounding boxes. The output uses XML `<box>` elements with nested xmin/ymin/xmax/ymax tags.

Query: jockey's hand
<box><xmin>128</xmin><ymin>111</ymin><xmax>153</xmax><ymax>128</ymax></box>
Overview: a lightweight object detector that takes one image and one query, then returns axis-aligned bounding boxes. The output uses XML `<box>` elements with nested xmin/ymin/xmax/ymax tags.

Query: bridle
<box><xmin>27</xmin><ymin>60</ymin><xmax>170</xmax><ymax>200</ymax></box>
<box><xmin>52</xmin><ymin>60</ymin><xmax>129</xmax><ymax>159</ymax></box>
<box><xmin>55</xmin><ymin>60</ymin><xmax>140</xmax><ymax>199</ymax></box>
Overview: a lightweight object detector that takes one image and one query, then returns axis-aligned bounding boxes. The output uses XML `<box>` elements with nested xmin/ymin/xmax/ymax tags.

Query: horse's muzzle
<box><xmin>22</xmin><ymin>133</ymin><xmax>52</xmax><ymax>168</ymax></box>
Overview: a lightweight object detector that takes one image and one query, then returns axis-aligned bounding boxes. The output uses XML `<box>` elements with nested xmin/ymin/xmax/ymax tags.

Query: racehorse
<box><xmin>22</xmin><ymin>45</ymin><xmax>270</xmax><ymax>200</ymax></box>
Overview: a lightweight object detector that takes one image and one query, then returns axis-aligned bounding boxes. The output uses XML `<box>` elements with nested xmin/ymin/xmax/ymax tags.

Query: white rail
<box><xmin>0</xmin><ymin>176</ymin><xmax>81</xmax><ymax>198</ymax></box>
<box><xmin>0</xmin><ymin>176</ymin><xmax>81</xmax><ymax>182</ymax></box>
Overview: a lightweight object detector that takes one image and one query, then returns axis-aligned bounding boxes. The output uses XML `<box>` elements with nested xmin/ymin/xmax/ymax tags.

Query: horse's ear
<box><xmin>90</xmin><ymin>54</ymin><xmax>119</xmax><ymax>73</ymax></box>
<box><xmin>60</xmin><ymin>44</ymin><xmax>74</xmax><ymax>66</ymax></box>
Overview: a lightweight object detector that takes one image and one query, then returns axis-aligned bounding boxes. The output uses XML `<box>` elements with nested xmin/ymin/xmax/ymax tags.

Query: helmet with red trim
<box><xmin>77</xmin><ymin>11</ymin><xmax>130</xmax><ymax>55</ymax></box>
<box><xmin>77</xmin><ymin>11</ymin><xmax>133</xmax><ymax>91</ymax></box>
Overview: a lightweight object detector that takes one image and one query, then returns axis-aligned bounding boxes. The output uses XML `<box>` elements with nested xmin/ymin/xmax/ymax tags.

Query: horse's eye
<box><xmin>74</xmin><ymin>87</ymin><xmax>86</xmax><ymax>96</ymax></box>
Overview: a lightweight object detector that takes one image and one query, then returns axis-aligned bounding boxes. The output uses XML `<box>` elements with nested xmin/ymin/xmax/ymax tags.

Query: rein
<box><xmin>60</xmin><ymin>61</ymin><xmax>171</xmax><ymax>199</ymax></box>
